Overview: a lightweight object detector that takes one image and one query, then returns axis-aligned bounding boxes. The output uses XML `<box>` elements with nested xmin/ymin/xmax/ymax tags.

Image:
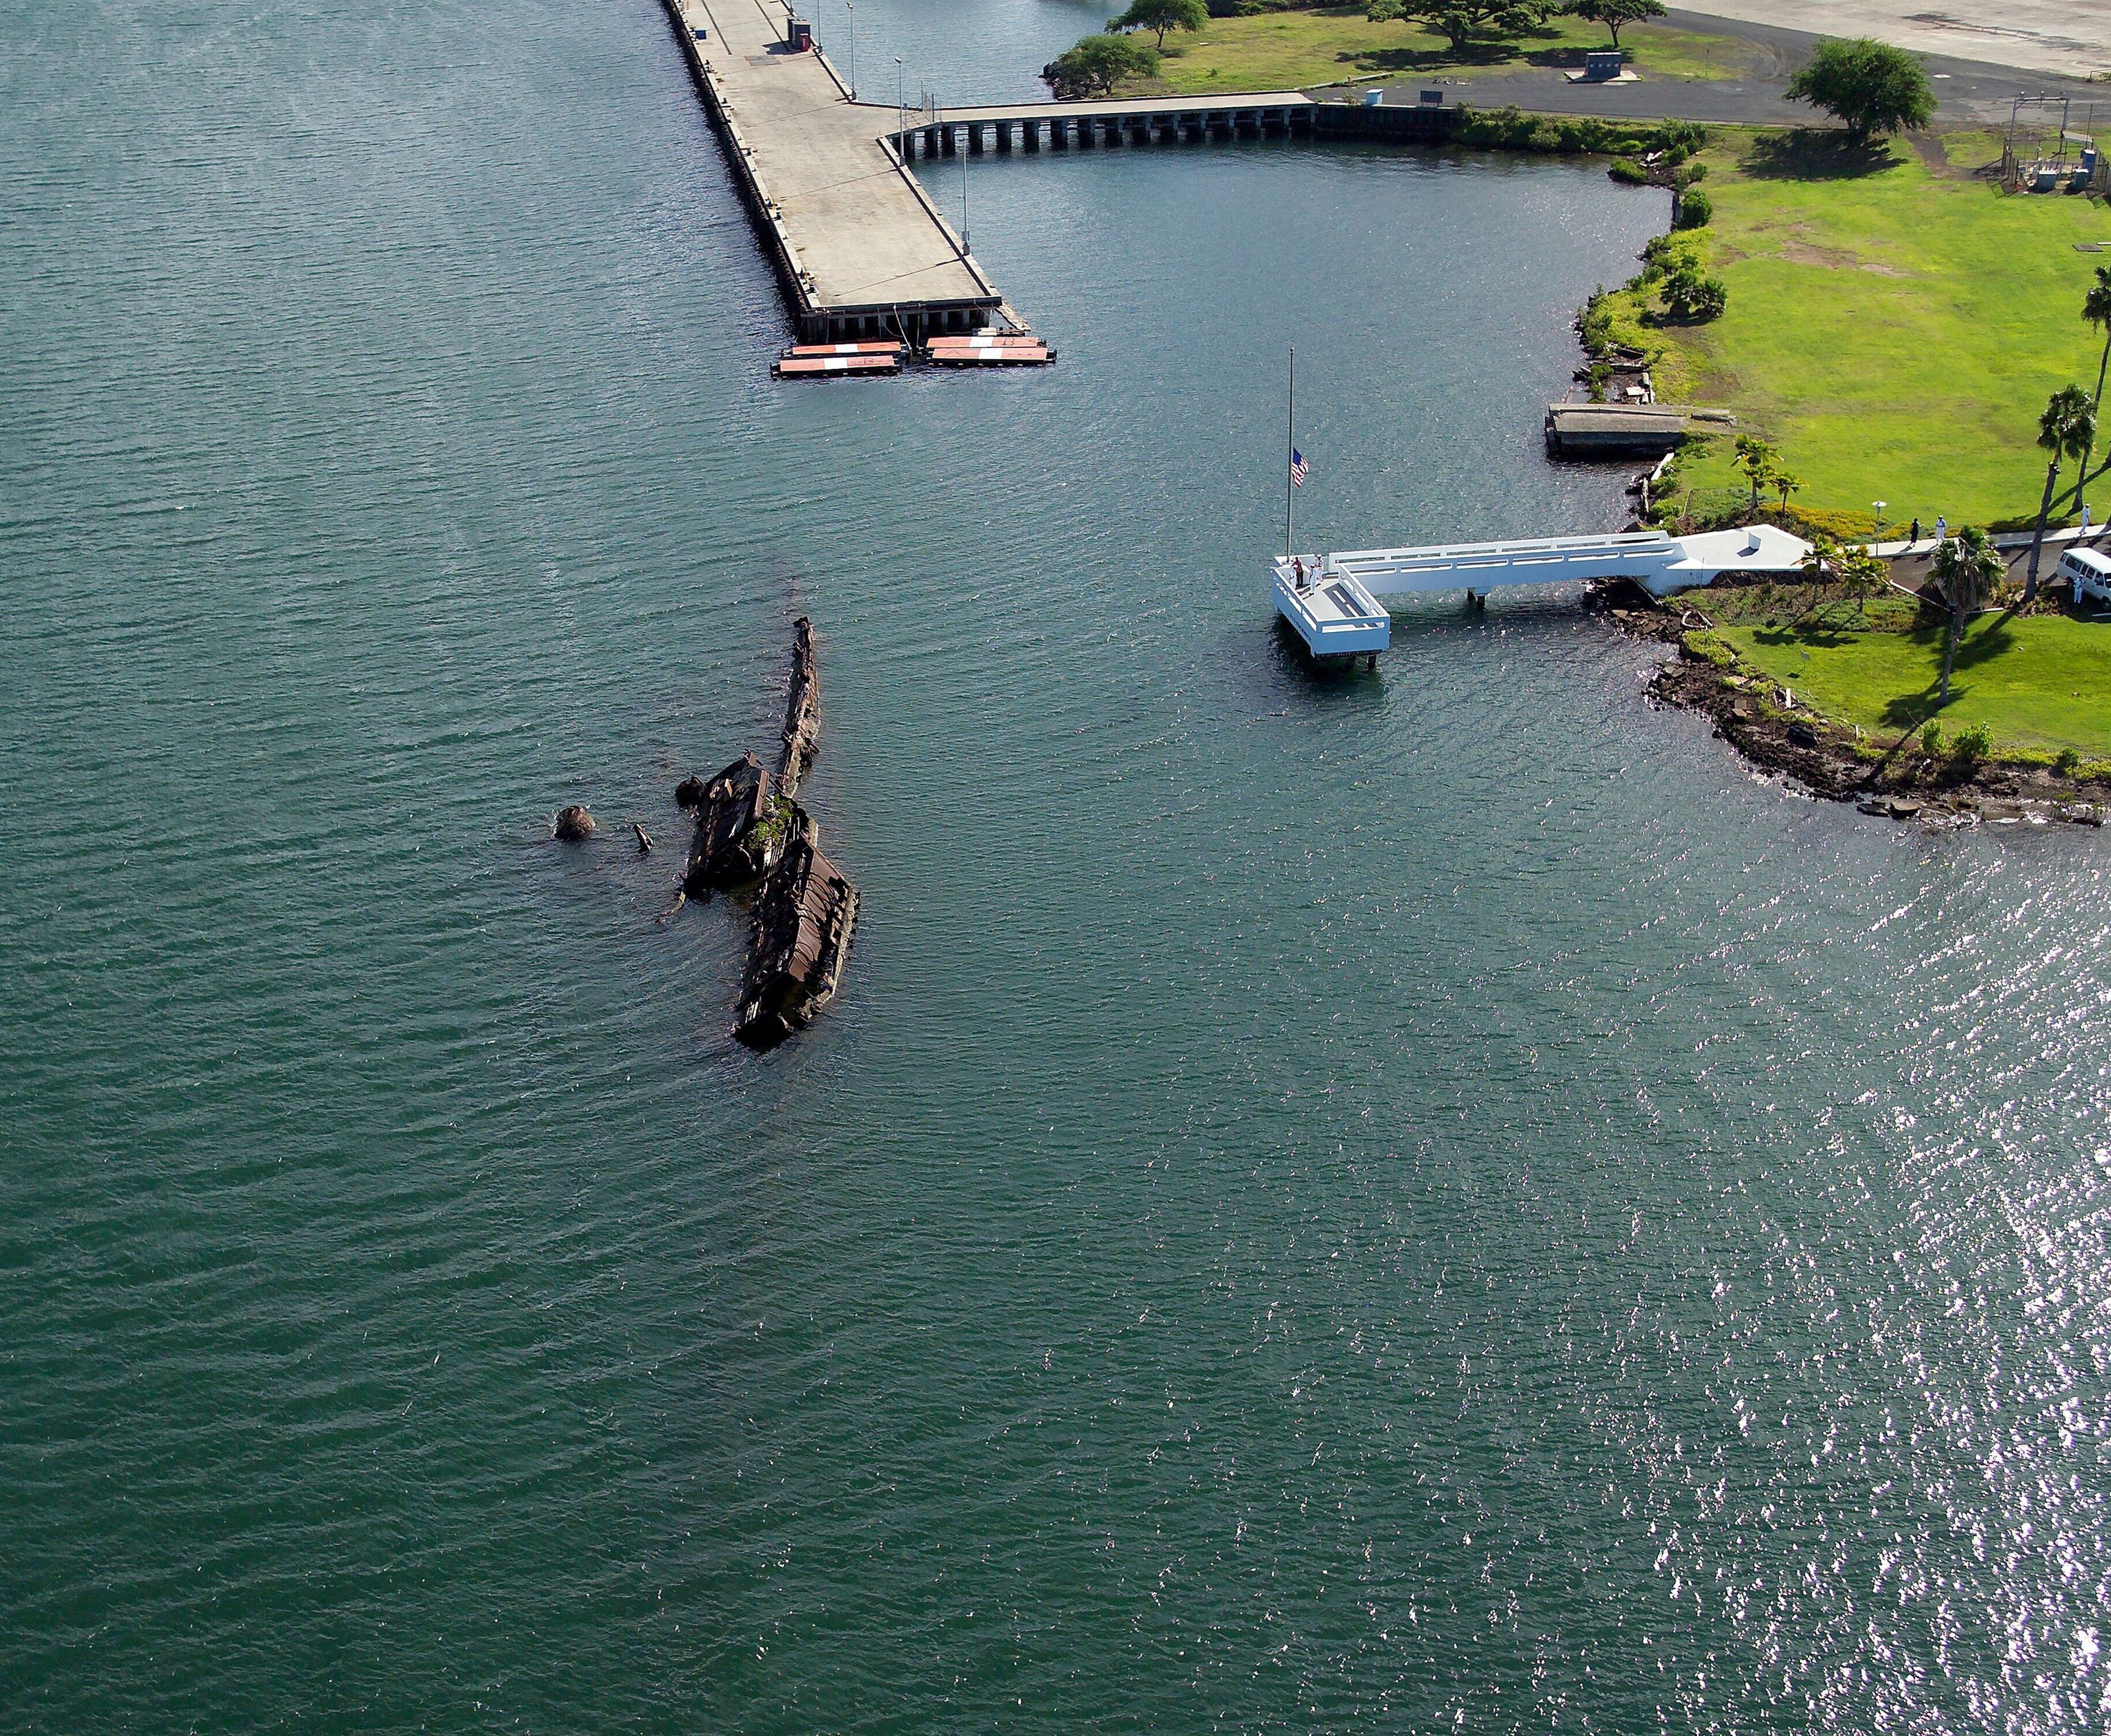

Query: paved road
<box><xmin>1364</xmin><ymin>8</ymin><xmax>2111</xmax><ymax>131</ymax></box>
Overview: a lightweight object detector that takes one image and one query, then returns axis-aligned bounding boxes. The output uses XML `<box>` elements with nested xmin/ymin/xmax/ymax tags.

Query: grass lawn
<box><xmin>1720</xmin><ymin>611</ymin><xmax>2111</xmax><ymax>757</ymax></box>
<box><xmin>1607</xmin><ymin>130</ymin><xmax>2111</xmax><ymax>529</ymax></box>
<box><xmin>1146</xmin><ymin>8</ymin><xmax>1760</xmax><ymax>96</ymax></box>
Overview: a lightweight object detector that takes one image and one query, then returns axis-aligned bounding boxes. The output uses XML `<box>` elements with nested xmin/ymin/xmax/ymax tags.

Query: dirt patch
<box><xmin>1910</xmin><ymin>130</ymin><xmax>1952</xmax><ymax>176</ymax></box>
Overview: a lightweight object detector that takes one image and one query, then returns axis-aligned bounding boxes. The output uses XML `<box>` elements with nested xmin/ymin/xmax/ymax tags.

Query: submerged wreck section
<box><xmin>680</xmin><ymin>752</ymin><xmax>788</xmax><ymax>894</ymax></box>
<box><xmin>733</xmin><ymin>821</ymin><xmax>860</xmax><ymax>1050</ymax></box>
<box><xmin>778</xmin><ymin>616</ymin><xmax>820</xmax><ymax>797</ymax></box>
<box><xmin>668</xmin><ymin>617</ymin><xmax>858</xmax><ymax>1048</ymax></box>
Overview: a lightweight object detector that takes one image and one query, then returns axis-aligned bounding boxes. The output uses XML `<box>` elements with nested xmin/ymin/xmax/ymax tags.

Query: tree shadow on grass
<box><xmin>1743</xmin><ymin>129</ymin><xmax>1903</xmax><ymax>180</ymax></box>
<box><xmin>1873</xmin><ymin>617</ymin><xmax>2015</xmax><ymax>729</ymax></box>
<box><xmin>1333</xmin><ymin>42</ymin><xmax>1538</xmax><ymax>75</ymax></box>
<box><xmin>1750</xmin><ymin>622</ymin><xmax>1861</xmax><ymax>650</ymax></box>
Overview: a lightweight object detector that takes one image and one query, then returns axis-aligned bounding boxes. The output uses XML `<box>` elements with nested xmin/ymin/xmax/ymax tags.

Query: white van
<box><xmin>2058</xmin><ymin>544</ymin><xmax>2111</xmax><ymax>605</ymax></box>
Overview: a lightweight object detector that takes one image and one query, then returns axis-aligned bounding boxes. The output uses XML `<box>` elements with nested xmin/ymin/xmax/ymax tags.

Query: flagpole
<box><xmin>1285</xmin><ymin>346</ymin><xmax>1295</xmax><ymax>561</ymax></box>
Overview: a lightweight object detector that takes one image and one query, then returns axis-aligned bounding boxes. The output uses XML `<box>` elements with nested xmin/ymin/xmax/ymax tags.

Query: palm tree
<box><xmin>2072</xmin><ymin>265</ymin><xmax>2111</xmax><ymax>522</ymax></box>
<box><xmin>1930</xmin><ymin>526</ymin><xmax>2003</xmax><ymax>705</ymax></box>
<box><xmin>2024</xmin><ymin>385</ymin><xmax>2097</xmax><ymax>603</ymax></box>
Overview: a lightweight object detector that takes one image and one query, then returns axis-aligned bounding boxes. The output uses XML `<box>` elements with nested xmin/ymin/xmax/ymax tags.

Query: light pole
<box><xmin>895</xmin><ymin>56</ymin><xmax>904</xmax><ymax>146</ymax></box>
<box><xmin>846</xmin><ymin>0</ymin><xmax>855</xmax><ymax>98</ymax></box>
<box><xmin>1872</xmin><ymin>500</ymin><xmax>1887</xmax><ymax>550</ymax></box>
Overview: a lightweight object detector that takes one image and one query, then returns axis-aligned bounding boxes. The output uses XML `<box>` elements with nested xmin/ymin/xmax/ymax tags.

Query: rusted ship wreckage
<box><xmin>673</xmin><ymin>618</ymin><xmax>858</xmax><ymax>1048</ymax></box>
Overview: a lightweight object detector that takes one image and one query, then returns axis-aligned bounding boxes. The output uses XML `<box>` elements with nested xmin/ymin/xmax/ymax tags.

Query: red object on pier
<box><xmin>771</xmin><ymin>352</ymin><xmax>900</xmax><ymax>379</ymax></box>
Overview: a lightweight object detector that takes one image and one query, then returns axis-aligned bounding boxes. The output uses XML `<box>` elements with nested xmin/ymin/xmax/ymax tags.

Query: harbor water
<box><xmin>4</xmin><ymin>0</ymin><xmax>2107</xmax><ymax>1729</ymax></box>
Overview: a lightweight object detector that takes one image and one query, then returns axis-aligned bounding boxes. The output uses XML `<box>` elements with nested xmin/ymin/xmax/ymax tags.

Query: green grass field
<box><xmin>1720</xmin><ymin>612</ymin><xmax>2111</xmax><ymax>757</ymax></box>
<box><xmin>1611</xmin><ymin>132</ymin><xmax>2111</xmax><ymax>528</ymax></box>
<box><xmin>1143</xmin><ymin>8</ymin><xmax>1759</xmax><ymax>96</ymax></box>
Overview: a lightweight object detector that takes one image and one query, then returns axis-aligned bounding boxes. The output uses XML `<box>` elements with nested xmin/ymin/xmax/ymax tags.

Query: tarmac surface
<box><xmin>1370</xmin><ymin>8</ymin><xmax>2111</xmax><ymax>131</ymax></box>
<box><xmin>1672</xmin><ymin>2</ymin><xmax>2109</xmax><ymax>82</ymax></box>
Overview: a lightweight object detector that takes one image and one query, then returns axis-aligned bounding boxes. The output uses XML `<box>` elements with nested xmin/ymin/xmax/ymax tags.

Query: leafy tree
<box><xmin>1042</xmin><ymin>34</ymin><xmax>1159</xmax><ymax>97</ymax></box>
<box><xmin>1837</xmin><ymin>543</ymin><xmax>1887</xmax><ymax>621</ymax></box>
<box><xmin>2023</xmin><ymin>384</ymin><xmax>2097</xmax><ymax>602</ymax></box>
<box><xmin>1784</xmin><ymin>38</ymin><xmax>1935</xmax><ymax>143</ymax></box>
<box><xmin>1368</xmin><ymin>1</ymin><xmax>1540</xmax><ymax>56</ymax></box>
<box><xmin>1671</xmin><ymin>187</ymin><xmax>1712</xmax><ymax>230</ymax></box>
<box><xmin>1928</xmin><ymin>526</ymin><xmax>2003</xmax><ymax>705</ymax></box>
<box><xmin>1108</xmin><ymin>0</ymin><xmax>1207</xmax><ymax>50</ymax></box>
<box><xmin>1662</xmin><ymin>262</ymin><xmax>1725</xmax><ymax>321</ymax></box>
<box><xmin>1565</xmin><ymin>0</ymin><xmax>1665</xmax><ymax>50</ymax></box>
<box><xmin>1734</xmin><ymin>435</ymin><xmax>1777</xmax><ymax>513</ymax></box>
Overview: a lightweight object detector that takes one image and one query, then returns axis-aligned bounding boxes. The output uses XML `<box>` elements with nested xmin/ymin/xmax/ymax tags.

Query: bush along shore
<box><xmin>1589</xmin><ymin>579</ymin><xmax>2109</xmax><ymax>829</ymax></box>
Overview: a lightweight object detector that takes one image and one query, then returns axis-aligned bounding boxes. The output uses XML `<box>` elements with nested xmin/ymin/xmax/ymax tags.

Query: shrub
<box><xmin>1673</xmin><ymin>188</ymin><xmax>1712</xmax><ymax>230</ymax></box>
<box><xmin>1042</xmin><ymin>34</ymin><xmax>1159</xmax><ymax>96</ymax></box>
<box><xmin>1681</xmin><ymin>629</ymin><xmax>1738</xmax><ymax>668</ymax></box>
<box><xmin>1920</xmin><ymin>720</ymin><xmax>1943</xmax><ymax>758</ymax></box>
<box><xmin>1607</xmin><ymin>157</ymin><xmax>1652</xmax><ymax>185</ymax></box>
<box><xmin>1663</xmin><ymin>264</ymin><xmax>1727</xmax><ymax>320</ymax></box>
<box><xmin>1948</xmin><ymin>721</ymin><xmax>1992</xmax><ymax>774</ymax></box>
<box><xmin>1639</xmin><ymin>232</ymin><xmax>1700</xmax><ymax>279</ymax></box>
<box><xmin>2054</xmin><ymin>746</ymin><xmax>2082</xmax><ymax>777</ymax></box>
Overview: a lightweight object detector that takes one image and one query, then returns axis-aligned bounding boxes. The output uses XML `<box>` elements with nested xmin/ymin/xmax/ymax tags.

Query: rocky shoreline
<box><xmin>1588</xmin><ymin>582</ymin><xmax>2108</xmax><ymax>831</ymax></box>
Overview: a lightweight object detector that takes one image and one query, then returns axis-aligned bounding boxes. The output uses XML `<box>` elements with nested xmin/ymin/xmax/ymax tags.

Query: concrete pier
<box><xmin>662</xmin><ymin>0</ymin><xmax>1317</xmax><ymax>346</ymax></box>
<box><xmin>665</xmin><ymin>0</ymin><xmax>998</xmax><ymax>342</ymax></box>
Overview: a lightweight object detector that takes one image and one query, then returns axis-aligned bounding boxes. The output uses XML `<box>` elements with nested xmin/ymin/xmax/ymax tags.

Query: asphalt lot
<box><xmin>1370</xmin><ymin>8</ymin><xmax>2111</xmax><ymax>131</ymax></box>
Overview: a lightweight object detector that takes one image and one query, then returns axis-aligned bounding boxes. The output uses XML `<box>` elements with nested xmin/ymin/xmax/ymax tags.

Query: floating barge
<box><xmin>925</xmin><ymin>334</ymin><xmax>1055</xmax><ymax>367</ymax></box>
<box><xmin>773</xmin><ymin>342</ymin><xmax>902</xmax><ymax>379</ymax></box>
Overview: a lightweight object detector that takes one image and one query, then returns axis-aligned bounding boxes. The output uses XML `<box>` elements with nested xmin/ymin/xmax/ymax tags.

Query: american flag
<box><xmin>1290</xmin><ymin>449</ymin><xmax>1308</xmax><ymax>487</ymax></box>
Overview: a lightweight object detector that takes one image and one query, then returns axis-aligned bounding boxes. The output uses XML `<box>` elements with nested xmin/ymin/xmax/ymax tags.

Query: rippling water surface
<box><xmin>5</xmin><ymin>2</ymin><xmax>2108</xmax><ymax>1731</ymax></box>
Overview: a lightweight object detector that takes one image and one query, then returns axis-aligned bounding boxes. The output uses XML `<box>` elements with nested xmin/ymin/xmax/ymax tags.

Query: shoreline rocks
<box><xmin>1590</xmin><ymin>582</ymin><xmax>2108</xmax><ymax>829</ymax></box>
